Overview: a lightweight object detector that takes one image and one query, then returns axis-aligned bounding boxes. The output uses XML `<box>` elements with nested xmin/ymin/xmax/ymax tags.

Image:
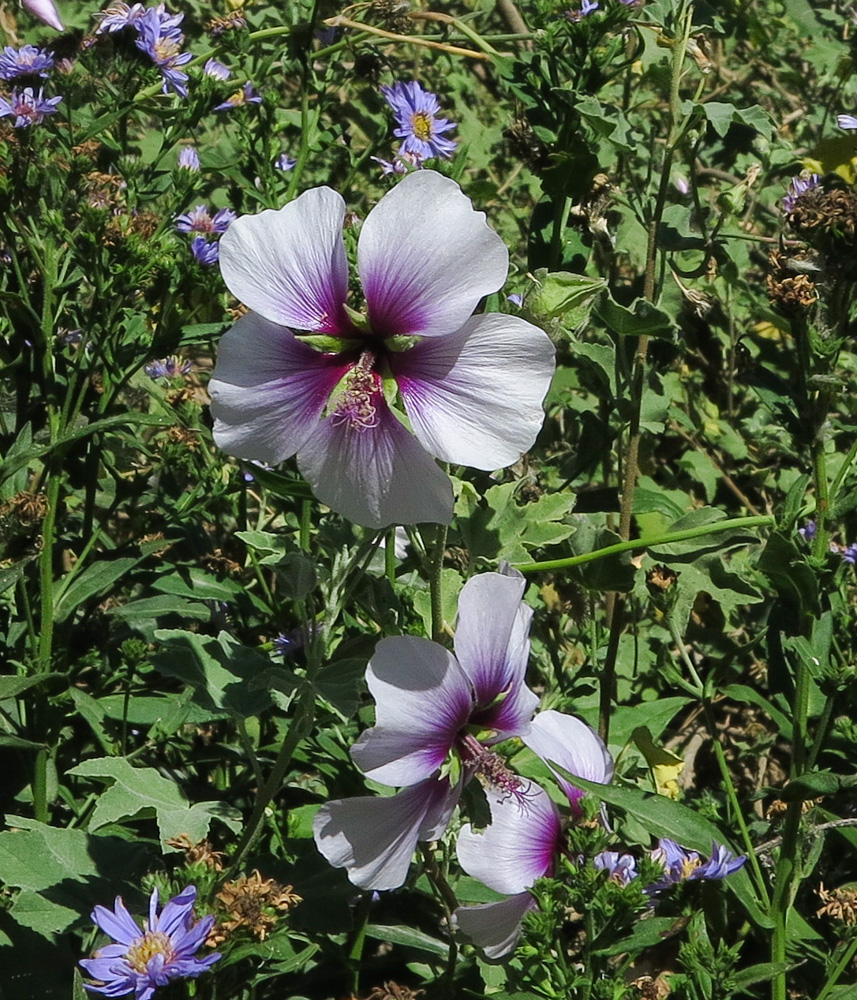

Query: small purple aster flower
<box><xmin>594</xmin><ymin>850</ymin><xmax>639</xmax><ymax>885</ymax></box>
<box><xmin>843</xmin><ymin>543</ymin><xmax>857</xmax><ymax>565</ymax></box>
<box><xmin>94</xmin><ymin>0</ymin><xmax>146</xmax><ymax>32</ymax></box>
<box><xmin>178</xmin><ymin>146</ymin><xmax>200</xmax><ymax>171</ymax></box>
<box><xmin>190</xmin><ymin>236</ymin><xmax>220</xmax><ymax>266</ymax></box>
<box><xmin>275</xmin><ymin>153</ymin><xmax>296</xmax><ymax>171</ymax></box>
<box><xmin>203</xmin><ymin>58</ymin><xmax>231</xmax><ymax>80</ymax></box>
<box><xmin>0</xmin><ymin>45</ymin><xmax>55</xmax><ymax>80</ymax></box>
<box><xmin>566</xmin><ymin>0</ymin><xmax>599</xmax><ymax>21</ymax></box>
<box><xmin>214</xmin><ymin>82</ymin><xmax>262</xmax><ymax>111</ymax></box>
<box><xmin>507</xmin><ymin>293</ymin><xmax>524</xmax><ymax>308</ymax></box>
<box><xmin>647</xmin><ymin>838</ymin><xmax>745</xmax><ymax>895</ymax></box>
<box><xmin>273</xmin><ymin>629</ymin><xmax>304</xmax><ymax>656</ymax></box>
<box><xmin>798</xmin><ymin>519</ymin><xmax>817</xmax><ymax>542</ymax></box>
<box><xmin>80</xmin><ymin>885</ymin><xmax>220</xmax><ymax>1000</ymax></box>
<box><xmin>380</xmin><ymin>80</ymin><xmax>457</xmax><ymax>161</ymax></box>
<box><xmin>22</xmin><ymin>0</ymin><xmax>63</xmax><ymax>30</ymax></box>
<box><xmin>0</xmin><ymin>87</ymin><xmax>62</xmax><ymax>127</ymax></box>
<box><xmin>145</xmin><ymin>355</ymin><xmax>192</xmax><ymax>379</ymax></box>
<box><xmin>134</xmin><ymin>6</ymin><xmax>192</xmax><ymax>97</ymax></box>
<box><xmin>175</xmin><ymin>205</ymin><xmax>236</xmax><ymax>235</ymax></box>
<box><xmin>838</xmin><ymin>114</ymin><xmax>857</xmax><ymax>131</ymax></box>
<box><xmin>783</xmin><ymin>173</ymin><xmax>820</xmax><ymax>213</ymax></box>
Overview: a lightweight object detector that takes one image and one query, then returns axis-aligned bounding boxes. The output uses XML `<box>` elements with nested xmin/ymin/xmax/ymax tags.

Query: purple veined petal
<box><xmin>357</xmin><ymin>170</ymin><xmax>508</xmax><ymax>339</ymax></box>
<box><xmin>312</xmin><ymin>775</ymin><xmax>460</xmax><ymax>890</ymax></box>
<box><xmin>296</xmin><ymin>402</ymin><xmax>454</xmax><ymax>528</ymax></box>
<box><xmin>456</xmin><ymin>782</ymin><xmax>561</xmax><ymax>895</ymax></box>
<box><xmin>452</xmin><ymin>572</ymin><xmax>538</xmax><ymax>738</ymax></box>
<box><xmin>523</xmin><ymin>710</ymin><xmax>613</xmax><ymax>811</ymax></box>
<box><xmin>392</xmin><ymin>313</ymin><xmax>555</xmax><ymax>468</ymax></box>
<box><xmin>208</xmin><ymin>312</ymin><xmax>349</xmax><ymax>465</ymax></box>
<box><xmin>219</xmin><ymin>187</ymin><xmax>352</xmax><ymax>334</ymax></box>
<box><xmin>91</xmin><ymin>898</ymin><xmax>141</xmax><ymax>946</ymax></box>
<box><xmin>351</xmin><ymin>635</ymin><xmax>472</xmax><ymax>785</ymax></box>
<box><xmin>453</xmin><ymin>892</ymin><xmax>536</xmax><ymax>959</ymax></box>
<box><xmin>154</xmin><ymin>886</ymin><xmax>195</xmax><ymax>937</ymax></box>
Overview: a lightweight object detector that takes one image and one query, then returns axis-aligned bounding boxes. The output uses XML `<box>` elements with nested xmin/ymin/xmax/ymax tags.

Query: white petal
<box><xmin>393</xmin><ymin>313</ymin><xmax>555</xmax><ymax>468</ymax></box>
<box><xmin>523</xmin><ymin>710</ymin><xmax>614</xmax><ymax>807</ymax></box>
<box><xmin>351</xmin><ymin>636</ymin><xmax>472</xmax><ymax>786</ymax></box>
<box><xmin>453</xmin><ymin>573</ymin><xmax>538</xmax><ymax>738</ymax></box>
<box><xmin>453</xmin><ymin>893</ymin><xmax>536</xmax><ymax>959</ymax></box>
<box><xmin>209</xmin><ymin>312</ymin><xmax>347</xmax><ymax>464</ymax></box>
<box><xmin>312</xmin><ymin>777</ymin><xmax>458</xmax><ymax>890</ymax></box>
<box><xmin>296</xmin><ymin>404</ymin><xmax>453</xmax><ymax>528</ymax></box>
<box><xmin>456</xmin><ymin>783</ymin><xmax>560</xmax><ymax>894</ymax></box>
<box><xmin>219</xmin><ymin>187</ymin><xmax>351</xmax><ymax>333</ymax></box>
<box><xmin>358</xmin><ymin>171</ymin><xmax>508</xmax><ymax>339</ymax></box>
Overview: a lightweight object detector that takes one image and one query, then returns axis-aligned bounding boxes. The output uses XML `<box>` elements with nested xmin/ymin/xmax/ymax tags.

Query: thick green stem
<box><xmin>514</xmin><ymin>514</ymin><xmax>774</xmax><ymax>573</ymax></box>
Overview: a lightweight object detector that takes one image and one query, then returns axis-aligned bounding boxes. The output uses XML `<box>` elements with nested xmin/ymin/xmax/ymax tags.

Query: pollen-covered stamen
<box><xmin>458</xmin><ymin>732</ymin><xmax>531</xmax><ymax>807</ymax></box>
<box><xmin>330</xmin><ymin>351</ymin><xmax>382</xmax><ymax>431</ymax></box>
<box><xmin>125</xmin><ymin>930</ymin><xmax>175</xmax><ymax>973</ymax></box>
<box><xmin>410</xmin><ymin>111</ymin><xmax>433</xmax><ymax>141</ymax></box>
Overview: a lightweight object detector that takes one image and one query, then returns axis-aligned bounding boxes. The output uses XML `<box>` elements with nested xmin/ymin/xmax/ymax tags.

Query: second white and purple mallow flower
<box><xmin>208</xmin><ymin>170</ymin><xmax>555</xmax><ymax>528</ymax></box>
<box><xmin>313</xmin><ymin>570</ymin><xmax>539</xmax><ymax>890</ymax></box>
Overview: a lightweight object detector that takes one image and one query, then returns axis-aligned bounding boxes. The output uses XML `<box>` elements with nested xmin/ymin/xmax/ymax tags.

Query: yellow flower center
<box><xmin>411</xmin><ymin>111</ymin><xmax>433</xmax><ymax>141</ymax></box>
<box><xmin>681</xmin><ymin>857</ymin><xmax>701</xmax><ymax>879</ymax></box>
<box><xmin>125</xmin><ymin>930</ymin><xmax>175</xmax><ymax>973</ymax></box>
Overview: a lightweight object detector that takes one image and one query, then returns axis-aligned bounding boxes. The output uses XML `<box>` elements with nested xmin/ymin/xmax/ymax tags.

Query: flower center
<box><xmin>125</xmin><ymin>930</ymin><xmax>175</xmax><ymax>973</ymax></box>
<box><xmin>330</xmin><ymin>351</ymin><xmax>381</xmax><ymax>431</ymax></box>
<box><xmin>681</xmin><ymin>856</ymin><xmax>701</xmax><ymax>879</ymax></box>
<box><xmin>458</xmin><ymin>732</ymin><xmax>530</xmax><ymax>807</ymax></box>
<box><xmin>411</xmin><ymin>111</ymin><xmax>433</xmax><ymax>141</ymax></box>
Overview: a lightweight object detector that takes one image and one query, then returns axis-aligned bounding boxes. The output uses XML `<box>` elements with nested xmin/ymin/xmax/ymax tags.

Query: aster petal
<box><xmin>453</xmin><ymin>892</ymin><xmax>536</xmax><ymax>959</ymax></box>
<box><xmin>456</xmin><ymin>782</ymin><xmax>561</xmax><ymax>894</ymax></box>
<box><xmin>209</xmin><ymin>312</ymin><xmax>348</xmax><ymax>465</ymax></box>
<box><xmin>313</xmin><ymin>776</ymin><xmax>460</xmax><ymax>890</ymax></box>
<box><xmin>393</xmin><ymin>313</ymin><xmax>555</xmax><ymax>468</ymax></box>
<box><xmin>351</xmin><ymin>636</ymin><xmax>472</xmax><ymax>785</ymax></box>
<box><xmin>219</xmin><ymin>187</ymin><xmax>351</xmax><ymax>334</ymax></box>
<box><xmin>154</xmin><ymin>886</ymin><xmax>196</xmax><ymax>937</ymax></box>
<box><xmin>523</xmin><ymin>710</ymin><xmax>613</xmax><ymax>811</ymax></box>
<box><xmin>453</xmin><ymin>571</ymin><xmax>537</xmax><ymax>737</ymax></box>
<box><xmin>357</xmin><ymin>171</ymin><xmax>508</xmax><ymax>339</ymax></box>
<box><xmin>296</xmin><ymin>403</ymin><xmax>453</xmax><ymax>528</ymax></box>
<box><xmin>91</xmin><ymin>898</ymin><xmax>141</xmax><ymax>945</ymax></box>
<box><xmin>170</xmin><ymin>916</ymin><xmax>215</xmax><ymax>957</ymax></box>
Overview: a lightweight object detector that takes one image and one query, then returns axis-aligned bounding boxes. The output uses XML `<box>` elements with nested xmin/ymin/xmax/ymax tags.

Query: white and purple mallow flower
<box><xmin>313</xmin><ymin>570</ymin><xmax>539</xmax><ymax>890</ymax></box>
<box><xmin>454</xmin><ymin>711</ymin><xmax>613</xmax><ymax>958</ymax></box>
<box><xmin>22</xmin><ymin>0</ymin><xmax>63</xmax><ymax>30</ymax></box>
<box><xmin>80</xmin><ymin>885</ymin><xmax>220</xmax><ymax>1000</ymax></box>
<box><xmin>380</xmin><ymin>80</ymin><xmax>457</xmax><ymax>161</ymax></box>
<box><xmin>208</xmin><ymin>170</ymin><xmax>554</xmax><ymax>528</ymax></box>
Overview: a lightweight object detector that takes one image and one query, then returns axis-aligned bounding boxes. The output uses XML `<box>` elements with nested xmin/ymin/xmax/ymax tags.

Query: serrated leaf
<box><xmin>67</xmin><ymin>757</ymin><xmax>240</xmax><ymax>844</ymax></box>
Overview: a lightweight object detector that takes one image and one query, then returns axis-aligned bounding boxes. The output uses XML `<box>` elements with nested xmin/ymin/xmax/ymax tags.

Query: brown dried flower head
<box><xmin>165</xmin><ymin>834</ymin><xmax>225</xmax><ymax>871</ymax></box>
<box><xmin>364</xmin><ymin>983</ymin><xmax>425</xmax><ymax>1000</ymax></box>
<box><xmin>817</xmin><ymin>883</ymin><xmax>857</xmax><ymax>924</ymax></box>
<box><xmin>766</xmin><ymin>248</ymin><xmax>818</xmax><ymax>313</ymax></box>
<box><xmin>208</xmin><ymin>870</ymin><xmax>302</xmax><ymax>945</ymax></box>
<box><xmin>787</xmin><ymin>186</ymin><xmax>857</xmax><ymax>242</ymax></box>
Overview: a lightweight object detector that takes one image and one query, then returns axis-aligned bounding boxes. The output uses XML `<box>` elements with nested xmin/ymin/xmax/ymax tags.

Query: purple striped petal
<box><xmin>453</xmin><ymin>571</ymin><xmax>538</xmax><ymax>737</ymax></box>
<box><xmin>209</xmin><ymin>312</ymin><xmax>348</xmax><ymax>464</ymax></box>
<box><xmin>296</xmin><ymin>403</ymin><xmax>453</xmax><ymax>528</ymax></box>
<box><xmin>219</xmin><ymin>187</ymin><xmax>352</xmax><ymax>334</ymax></box>
<box><xmin>522</xmin><ymin>710</ymin><xmax>613</xmax><ymax>812</ymax></box>
<box><xmin>357</xmin><ymin>171</ymin><xmax>508</xmax><ymax>339</ymax></box>
<box><xmin>453</xmin><ymin>892</ymin><xmax>536</xmax><ymax>958</ymax></box>
<box><xmin>456</xmin><ymin>781</ymin><xmax>561</xmax><ymax>895</ymax></box>
<box><xmin>350</xmin><ymin>636</ymin><xmax>472</xmax><ymax>786</ymax></box>
<box><xmin>312</xmin><ymin>775</ymin><xmax>460</xmax><ymax>890</ymax></box>
<box><xmin>392</xmin><ymin>313</ymin><xmax>555</xmax><ymax>468</ymax></box>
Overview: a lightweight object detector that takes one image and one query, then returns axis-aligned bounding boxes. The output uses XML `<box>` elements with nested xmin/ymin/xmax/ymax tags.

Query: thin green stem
<box><xmin>816</xmin><ymin>935</ymin><xmax>857</xmax><ymax>1000</ymax></box>
<box><xmin>385</xmin><ymin>527</ymin><xmax>397</xmax><ymax>585</ymax></box>
<box><xmin>514</xmin><ymin>515</ymin><xmax>774</xmax><ymax>573</ymax></box>
<box><xmin>429</xmin><ymin>523</ymin><xmax>449</xmax><ymax>643</ymax></box>
<box><xmin>347</xmin><ymin>892</ymin><xmax>374</xmax><ymax>995</ymax></box>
